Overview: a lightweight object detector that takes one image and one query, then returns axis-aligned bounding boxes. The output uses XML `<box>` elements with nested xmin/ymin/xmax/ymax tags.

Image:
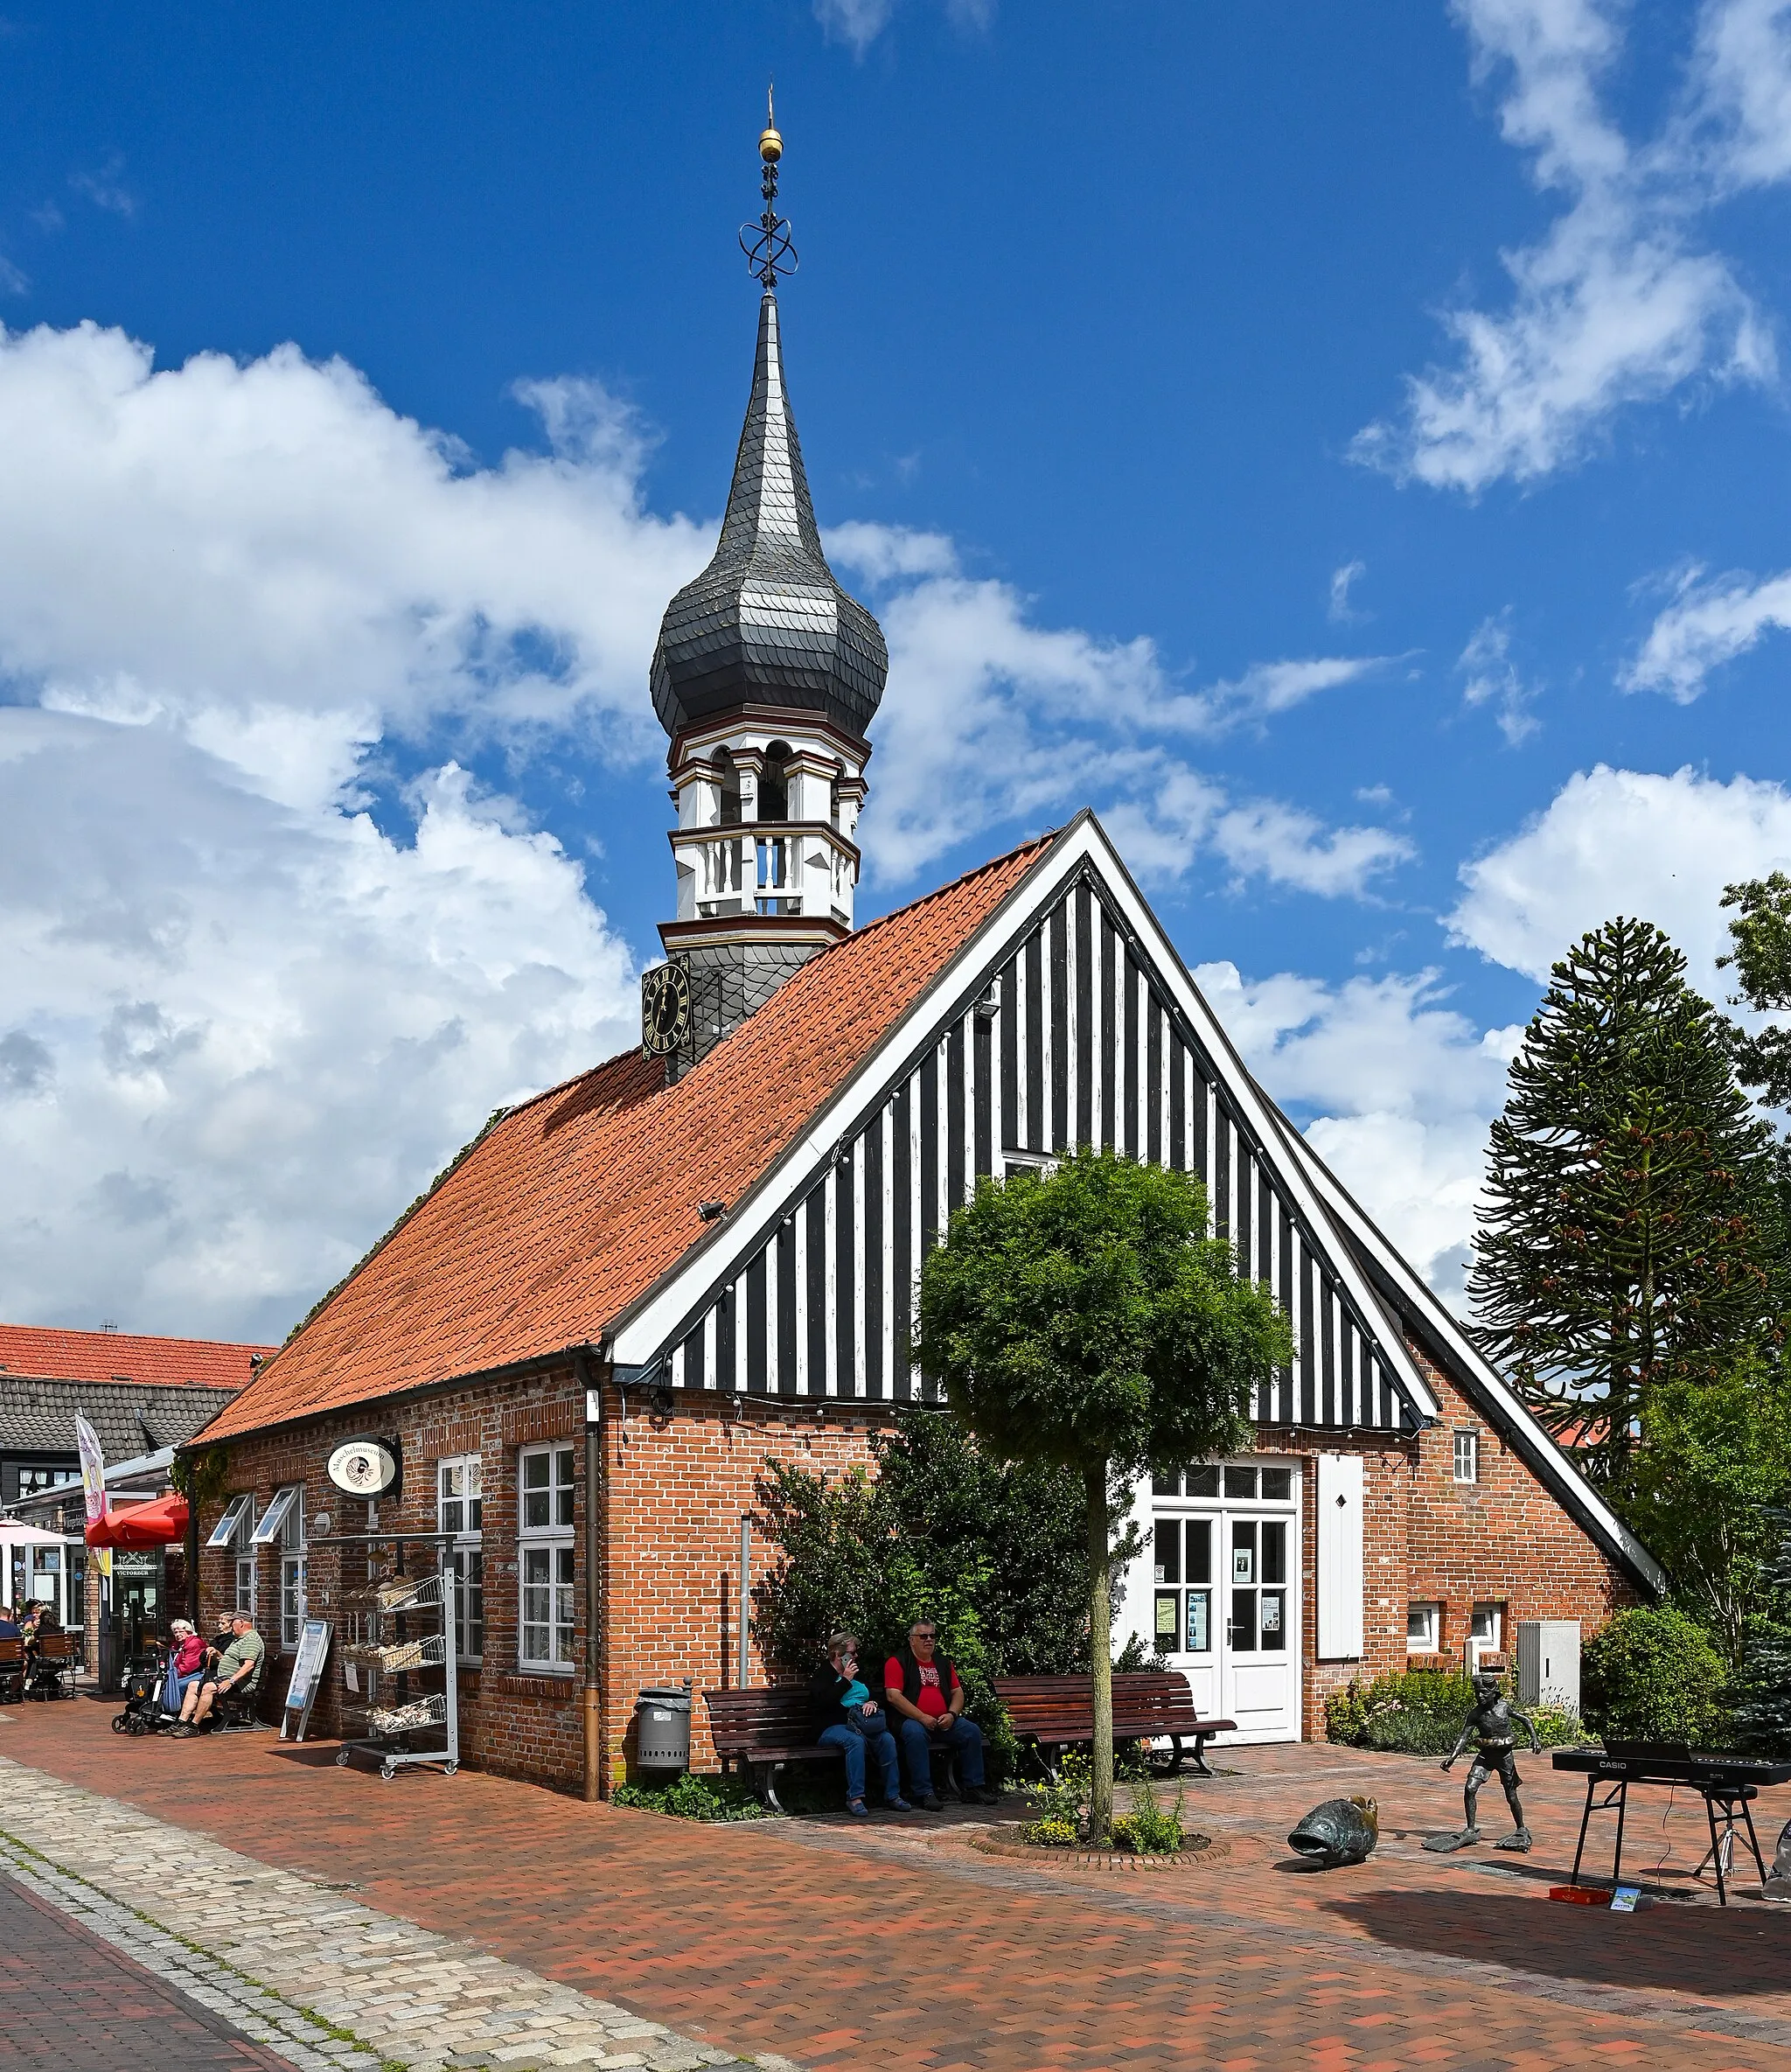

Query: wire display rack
<box><xmin>324</xmin><ymin>1532</ymin><xmax>459</xmax><ymax>1781</ymax></box>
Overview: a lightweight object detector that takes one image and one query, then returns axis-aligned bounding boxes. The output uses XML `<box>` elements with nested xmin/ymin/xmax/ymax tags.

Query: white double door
<box><xmin>1148</xmin><ymin>1460</ymin><xmax>1302</xmax><ymax>1742</ymax></box>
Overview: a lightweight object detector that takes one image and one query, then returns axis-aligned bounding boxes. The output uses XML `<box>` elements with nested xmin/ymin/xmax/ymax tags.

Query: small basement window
<box><xmin>1407</xmin><ymin>1601</ymin><xmax>1441</xmax><ymax>1653</ymax></box>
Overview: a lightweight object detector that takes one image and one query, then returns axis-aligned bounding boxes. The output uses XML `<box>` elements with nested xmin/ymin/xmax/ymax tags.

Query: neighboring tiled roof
<box><xmin>200</xmin><ymin>832</ymin><xmax>1058</xmax><ymax>1443</ymax></box>
<box><xmin>0</xmin><ymin>1325</ymin><xmax>267</xmax><ymax>1394</ymax></box>
<box><xmin>1</xmin><ymin>1376</ymin><xmax>241</xmax><ymax>1462</ymax></box>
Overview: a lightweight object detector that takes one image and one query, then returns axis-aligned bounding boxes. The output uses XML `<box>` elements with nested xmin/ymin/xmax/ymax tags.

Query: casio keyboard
<box><xmin>1553</xmin><ymin>1743</ymin><xmax>1791</xmax><ymax>1903</ymax></box>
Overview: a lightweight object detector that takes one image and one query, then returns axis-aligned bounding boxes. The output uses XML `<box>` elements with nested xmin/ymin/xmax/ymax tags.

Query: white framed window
<box><xmin>517</xmin><ymin>1443</ymin><xmax>575</xmax><ymax>1672</ymax></box>
<box><xmin>210</xmin><ymin>1494</ymin><xmax>257</xmax><ymax>1619</ymax></box>
<box><xmin>1470</xmin><ymin>1601</ymin><xmax>1502</xmax><ymax>1651</ymax></box>
<box><xmin>1407</xmin><ymin>1601</ymin><xmax>1441</xmax><ymax>1653</ymax></box>
<box><xmin>438</xmin><ymin>1455</ymin><xmax>484</xmax><ymax>1663</ymax></box>
<box><xmin>263</xmin><ymin>1486</ymin><xmax>304</xmax><ymax>1649</ymax></box>
<box><xmin>1453</xmin><ymin>1430</ymin><xmax>1480</xmax><ymax>1484</ymax></box>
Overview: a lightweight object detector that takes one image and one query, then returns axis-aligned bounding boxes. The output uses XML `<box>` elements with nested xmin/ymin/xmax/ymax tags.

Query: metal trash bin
<box><xmin>635</xmin><ymin>1681</ymin><xmax>693</xmax><ymax>1770</ymax></box>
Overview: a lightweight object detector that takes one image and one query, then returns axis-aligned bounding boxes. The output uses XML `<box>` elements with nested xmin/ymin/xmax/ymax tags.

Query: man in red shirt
<box><xmin>882</xmin><ymin>1616</ymin><xmax>1000</xmax><ymax>1810</ymax></box>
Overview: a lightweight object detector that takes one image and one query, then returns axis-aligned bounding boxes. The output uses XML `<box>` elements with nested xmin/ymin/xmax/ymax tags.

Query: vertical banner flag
<box><xmin>74</xmin><ymin>1413</ymin><xmax>108</xmax><ymax>1527</ymax></box>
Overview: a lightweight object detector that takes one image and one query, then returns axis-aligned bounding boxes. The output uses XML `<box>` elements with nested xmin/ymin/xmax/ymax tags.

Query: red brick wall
<box><xmin>1265</xmin><ymin>1343</ymin><xmax>1641</xmax><ymax>1740</ymax></box>
<box><xmin>197</xmin><ymin>1334</ymin><xmax>1644</xmax><ymax>1789</ymax></box>
<box><xmin>194</xmin><ymin>1368</ymin><xmax>888</xmax><ymax>1796</ymax></box>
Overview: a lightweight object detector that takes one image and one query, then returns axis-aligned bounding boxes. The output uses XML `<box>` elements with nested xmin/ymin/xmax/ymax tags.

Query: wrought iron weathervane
<box><xmin>739</xmin><ymin>84</ymin><xmax>798</xmax><ymax>290</ymax></box>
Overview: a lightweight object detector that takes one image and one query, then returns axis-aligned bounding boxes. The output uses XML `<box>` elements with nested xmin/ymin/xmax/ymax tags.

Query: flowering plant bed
<box><xmin>968</xmin><ymin>1822</ymin><xmax>1223</xmax><ymax>1871</ymax></box>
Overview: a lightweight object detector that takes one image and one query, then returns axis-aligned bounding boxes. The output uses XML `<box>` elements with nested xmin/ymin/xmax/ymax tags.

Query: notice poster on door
<box><xmin>1262</xmin><ymin>1595</ymin><xmax>1281</xmax><ymax>1635</ymax></box>
<box><xmin>1233</xmin><ymin>1545</ymin><xmax>1253</xmax><ymax>1583</ymax></box>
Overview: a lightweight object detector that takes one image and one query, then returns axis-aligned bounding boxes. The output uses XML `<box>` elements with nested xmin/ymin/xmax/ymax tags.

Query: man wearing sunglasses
<box><xmin>882</xmin><ymin>1618</ymin><xmax>1000</xmax><ymax>1810</ymax></box>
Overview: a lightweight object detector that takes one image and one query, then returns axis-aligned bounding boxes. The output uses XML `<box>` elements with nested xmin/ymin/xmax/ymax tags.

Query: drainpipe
<box><xmin>575</xmin><ymin>1348</ymin><xmax>603</xmax><ymax>1803</ymax></box>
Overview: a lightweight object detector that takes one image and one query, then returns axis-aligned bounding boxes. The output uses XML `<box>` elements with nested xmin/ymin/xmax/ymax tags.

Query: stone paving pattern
<box><xmin>8</xmin><ymin>1697</ymin><xmax>1791</xmax><ymax>2069</ymax></box>
<box><xmin>1</xmin><ymin>1870</ymin><xmax>290</xmax><ymax>2070</ymax></box>
<box><xmin>0</xmin><ymin>1744</ymin><xmax>755</xmax><ymax>2070</ymax></box>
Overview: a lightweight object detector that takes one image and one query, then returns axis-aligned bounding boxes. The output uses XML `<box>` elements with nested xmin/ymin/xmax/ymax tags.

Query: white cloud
<box><xmin>1355</xmin><ymin>0</ymin><xmax>1775</xmax><ymax>492</ymax></box>
<box><xmin>1692</xmin><ymin>0</ymin><xmax>1791</xmax><ymax>187</ymax></box>
<box><xmin>1457</xmin><ymin>610</ymin><xmax>1541</xmax><ymax>743</ymax></box>
<box><xmin>0</xmin><ymin>322</ymin><xmax>707</xmax><ymax>797</ymax></box>
<box><xmin>0</xmin><ymin>709</ymin><xmax>635</xmax><ymax>1340</ymax></box>
<box><xmin>827</xmin><ymin>529</ymin><xmax>1412</xmax><ymax>896</ymax></box>
<box><xmin>1448</xmin><ymin>763</ymin><xmax>1791</xmax><ymax>984</ymax></box>
<box><xmin>1328</xmin><ymin>559</ymin><xmax>1369</xmax><ymax>623</ymax></box>
<box><xmin>70</xmin><ymin>156</ymin><xmax>136</xmax><ymax>220</ymax></box>
<box><xmin>1623</xmin><ymin>562</ymin><xmax>1791</xmax><ymax>700</ymax></box>
<box><xmin>0</xmin><ymin>320</ymin><xmax>722</xmax><ymax>1335</ymax></box>
<box><xmin>1199</xmin><ymin>959</ymin><xmax>1520</xmax><ymax>1302</ymax></box>
<box><xmin>812</xmin><ymin>0</ymin><xmax>991</xmax><ymax>52</ymax></box>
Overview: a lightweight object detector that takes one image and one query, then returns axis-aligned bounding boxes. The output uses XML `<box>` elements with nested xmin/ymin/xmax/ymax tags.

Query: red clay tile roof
<box><xmin>0</xmin><ymin>1325</ymin><xmax>268</xmax><ymax>1393</ymax></box>
<box><xmin>200</xmin><ymin>832</ymin><xmax>1057</xmax><ymax>1443</ymax></box>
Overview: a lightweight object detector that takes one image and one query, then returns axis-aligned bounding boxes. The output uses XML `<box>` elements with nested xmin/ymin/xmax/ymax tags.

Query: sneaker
<box><xmin>972</xmin><ymin>1785</ymin><xmax>1003</xmax><ymax>1805</ymax></box>
<box><xmin>885</xmin><ymin>1796</ymin><xmax>913</xmax><ymax>1811</ymax></box>
<box><xmin>847</xmin><ymin>1798</ymin><xmax>870</xmax><ymax>1818</ymax></box>
<box><xmin>918</xmin><ymin>1792</ymin><xmax>944</xmax><ymax>1811</ymax></box>
<box><xmin>168</xmin><ymin>1723</ymin><xmax>193</xmax><ymax>1737</ymax></box>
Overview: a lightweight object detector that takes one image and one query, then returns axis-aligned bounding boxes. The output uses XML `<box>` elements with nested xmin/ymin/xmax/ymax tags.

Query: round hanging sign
<box><xmin>326</xmin><ymin>1435</ymin><xmax>399</xmax><ymax>1497</ymax></box>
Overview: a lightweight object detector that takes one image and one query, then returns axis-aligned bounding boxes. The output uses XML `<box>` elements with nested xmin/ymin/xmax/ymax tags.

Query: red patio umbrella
<box><xmin>87</xmin><ymin>1494</ymin><xmax>189</xmax><ymax>1548</ymax></box>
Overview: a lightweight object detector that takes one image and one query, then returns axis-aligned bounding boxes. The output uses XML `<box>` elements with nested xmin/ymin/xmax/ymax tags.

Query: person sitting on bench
<box><xmin>810</xmin><ymin>1631</ymin><xmax>909</xmax><ymax>1818</ymax></box>
<box><xmin>172</xmin><ymin>1613</ymin><xmax>262</xmax><ymax>1734</ymax></box>
<box><xmin>883</xmin><ymin>1617</ymin><xmax>1000</xmax><ymax>1810</ymax></box>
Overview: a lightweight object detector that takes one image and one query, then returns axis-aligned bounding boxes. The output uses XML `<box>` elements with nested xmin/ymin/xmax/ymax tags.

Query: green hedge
<box><xmin>1582</xmin><ymin>1607</ymin><xmax>1728</xmax><ymax>1745</ymax></box>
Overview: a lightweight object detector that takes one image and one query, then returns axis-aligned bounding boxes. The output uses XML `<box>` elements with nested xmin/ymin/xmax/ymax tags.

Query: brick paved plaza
<box><xmin>5</xmin><ymin>1694</ymin><xmax>1791</xmax><ymax>2070</ymax></box>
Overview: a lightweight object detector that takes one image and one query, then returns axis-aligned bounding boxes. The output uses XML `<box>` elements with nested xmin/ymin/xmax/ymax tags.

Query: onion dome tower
<box><xmin>642</xmin><ymin>101</ymin><xmax>889</xmax><ymax>1073</ymax></box>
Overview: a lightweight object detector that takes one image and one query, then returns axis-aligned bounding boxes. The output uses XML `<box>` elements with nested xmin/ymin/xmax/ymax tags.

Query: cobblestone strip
<box><xmin>0</xmin><ymin>1758</ymin><xmax>784</xmax><ymax>2072</ymax></box>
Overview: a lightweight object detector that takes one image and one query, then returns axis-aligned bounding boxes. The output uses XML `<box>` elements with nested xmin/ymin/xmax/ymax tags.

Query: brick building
<box><xmin>187</xmin><ymin>129</ymin><xmax>1660</xmax><ymax>1793</ymax></box>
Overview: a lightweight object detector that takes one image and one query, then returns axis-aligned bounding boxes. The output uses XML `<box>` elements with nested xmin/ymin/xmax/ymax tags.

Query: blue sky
<box><xmin>3</xmin><ymin>1</ymin><xmax>1791</xmax><ymax>1338</ymax></box>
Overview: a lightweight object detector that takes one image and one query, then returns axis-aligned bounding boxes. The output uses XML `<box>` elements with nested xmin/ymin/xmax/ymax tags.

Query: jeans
<box><xmin>898</xmin><ymin>1713</ymin><xmax>986</xmax><ymax>1795</ymax></box>
<box><xmin>819</xmin><ymin>1721</ymin><xmax>902</xmax><ymax>1803</ymax></box>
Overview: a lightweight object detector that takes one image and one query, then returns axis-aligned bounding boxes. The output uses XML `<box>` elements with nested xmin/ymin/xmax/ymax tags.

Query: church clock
<box><xmin>640</xmin><ymin>959</ymin><xmax>693</xmax><ymax>1058</ymax></box>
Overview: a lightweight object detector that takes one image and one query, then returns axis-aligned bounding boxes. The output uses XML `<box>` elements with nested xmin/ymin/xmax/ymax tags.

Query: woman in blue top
<box><xmin>807</xmin><ymin>1631</ymin><xmax>908</xmax><ymax>1817</ymax></box>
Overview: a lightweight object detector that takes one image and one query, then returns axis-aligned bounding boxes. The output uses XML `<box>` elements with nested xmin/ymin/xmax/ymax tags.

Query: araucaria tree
<box><xmin>914</xmin><ymin>1146</ymin><xmax>1291</xmax><ymax>1841</ymax></box>
<box><xmin>1469</xmin><ymin>917</ymin><xmax>1781</xmax><ymax>1486</ymax></box>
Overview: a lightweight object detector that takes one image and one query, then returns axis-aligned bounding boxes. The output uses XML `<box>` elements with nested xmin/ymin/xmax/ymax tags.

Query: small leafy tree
<box><xmin>1469</xmin><ymin>917</ymin><xmax>1782</xmax><ymax>1483</ymax></box>
<box><xmin>914</xmin><ymin>1147</ymin><xmax>1291</xmax><ymax>1841</ymax></box>
<box><xmin>1621</xmin><ymin>1357</ymin><xmax>1791</xmax><ymax>1670</ymax></box>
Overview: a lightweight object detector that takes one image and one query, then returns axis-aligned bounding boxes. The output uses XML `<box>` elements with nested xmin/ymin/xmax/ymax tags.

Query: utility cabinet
<box><xmin>1517</xmin><ymin>1618</ymin><xmax>1580</xmax><ymax>1713</ymax></box>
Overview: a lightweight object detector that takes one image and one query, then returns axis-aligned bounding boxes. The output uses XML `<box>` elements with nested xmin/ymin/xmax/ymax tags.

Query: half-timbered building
<box><xmin>190</xmin><ymin>129</ymin><xmax>1661</xmax><ymax>1792</ymax></box>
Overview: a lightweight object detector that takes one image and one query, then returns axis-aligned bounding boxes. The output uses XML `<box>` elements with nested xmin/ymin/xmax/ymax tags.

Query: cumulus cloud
<box><xmin>1200</xmin><ymin>960</ymin><xmax>1521</xmax><ymax>1303</ymax></box>
<box><xmin>0</xmin><ymin>320</ymin><xmax>717</xmax><ymax>1335</ymax></box>
<box><xmin>1457</xmin><ymin>610</ymin><xmax>1541</xmax><ymax>743</ymax></box>
<box><xmin>827</xmin><ymin>527</ymin><xmax>1411</xmax><ymax>896</ymax></box>
<box><xmin>1623</xmin><ymin>562</ymin><xmax>1791</xmax><ymax>700</ymax></box>
<box><xmin>0</xmin><ymin>322</ymin><xmax>707</xmax><ymax>796</ymax></box>
<box><xmin>1448</xmin><ymin>763</ymin><xmax>1791</xmax><ymax>984</ymax></box>
<box><xmin>1355</xmin><ymin>0</ymin><xmax>1777</xmax><ymax>493</ymax></box>
<box><xmin>0</xmin><ymin>709</ymin><xmax>635</xmax><ymax>1340</ymax></box>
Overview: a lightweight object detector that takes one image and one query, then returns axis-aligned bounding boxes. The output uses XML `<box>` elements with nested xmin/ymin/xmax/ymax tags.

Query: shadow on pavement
<box><xmin>1320</xmin><ymin>1886</ymin><xmax>1791</xmax><ymax>1996</ymax></box>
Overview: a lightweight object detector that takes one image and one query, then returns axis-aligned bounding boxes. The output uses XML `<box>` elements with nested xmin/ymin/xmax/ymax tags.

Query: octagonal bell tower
<box><xmin>645</xmin><ymin>104</ymin><xmax>889</xmax><ymax>1071</ymax></box>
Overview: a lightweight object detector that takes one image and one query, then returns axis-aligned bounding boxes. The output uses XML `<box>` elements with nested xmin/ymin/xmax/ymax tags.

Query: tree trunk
<box><xmin>1086</xmin><ymin>1456</ymin><xmax>1113</xmax><ymax>1844</ymax></box>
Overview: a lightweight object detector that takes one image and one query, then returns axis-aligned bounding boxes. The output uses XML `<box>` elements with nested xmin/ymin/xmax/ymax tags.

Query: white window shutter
<box><xmin>1315</xmin><ymin>1453</ymin><xmax>1364</xmax><ymax>1659</ymax></box>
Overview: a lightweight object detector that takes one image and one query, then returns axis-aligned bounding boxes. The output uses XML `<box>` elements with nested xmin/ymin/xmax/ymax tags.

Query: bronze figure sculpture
<box><xmin>1423</xmin><ymin>1659</ymin><xmax>1541</xmax><ymax>1854</ymax></box>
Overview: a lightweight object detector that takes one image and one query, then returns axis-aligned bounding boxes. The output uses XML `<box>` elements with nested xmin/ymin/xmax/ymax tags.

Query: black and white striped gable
<box><xmin>608</xmin><ymin>817</ymin><xmax>1439</xmax><ymax>1436</ymax></box>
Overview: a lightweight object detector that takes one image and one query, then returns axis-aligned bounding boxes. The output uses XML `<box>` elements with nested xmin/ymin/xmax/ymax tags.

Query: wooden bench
<box><xmin>704</xmin><ymin>1685</ymin><xmax>958</xmax><ymax>1812</ymax></box>
<box><xmin>994</xmin><ymin>1671</ymin><xmax>1235</xmax><ymax>1777</ymax></box>
<box><xmin>24</xmin><ymin>1629</ymin><xmax>78</xmax><ymax>1700</ymax></box>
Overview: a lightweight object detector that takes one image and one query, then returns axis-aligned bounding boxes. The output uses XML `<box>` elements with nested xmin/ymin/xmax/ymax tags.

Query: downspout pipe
<box><xmin>575</xmin><ymin>1346</ymin><xmax>603</xmax><ymax>1803</ymax></box>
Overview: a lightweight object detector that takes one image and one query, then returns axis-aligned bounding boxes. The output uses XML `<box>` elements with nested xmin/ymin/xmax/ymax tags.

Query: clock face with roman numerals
<box><xmin>641</xmin><ymin>960</ymin><xmax>692</xmax><ymax>1057</ymax></box>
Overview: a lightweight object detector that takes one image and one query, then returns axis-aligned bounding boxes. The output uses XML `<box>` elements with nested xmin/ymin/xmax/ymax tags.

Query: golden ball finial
<box><xmin>759</xmin><ymin>123</ymin><xmax>783</xmax><ymax>164</ymax></box>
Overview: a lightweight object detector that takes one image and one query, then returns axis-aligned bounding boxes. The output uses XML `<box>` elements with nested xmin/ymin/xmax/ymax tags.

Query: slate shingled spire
<box><xmin>643</xmin><ymin>110</ymin><xmax>889</xmax><ymax>1077</ymax></box>
<box><xmin>650</xmin><ymin>287</ymin><xmax>889</xmax><ymax>743</ymax></box>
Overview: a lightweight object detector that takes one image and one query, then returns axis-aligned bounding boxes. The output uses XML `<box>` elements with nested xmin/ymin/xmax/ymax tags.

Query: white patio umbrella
<box><xmin>0</xmin><ymin>1522</ymin><xmax>71</xmax><ymax>1545</ymax></box>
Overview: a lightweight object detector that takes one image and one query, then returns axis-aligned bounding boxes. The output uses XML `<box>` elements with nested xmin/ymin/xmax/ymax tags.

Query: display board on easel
<box><xmin>282</xmin><ymin>1619</ymin><xmax>332</xmax><ymax>1741</ymax></box>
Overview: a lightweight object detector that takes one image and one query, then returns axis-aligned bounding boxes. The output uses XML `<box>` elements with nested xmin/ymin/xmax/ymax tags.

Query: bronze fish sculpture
<box><xmin>1287</xmin><ymin>1795</ymin><xmax>1379</xmax><ymax>1867</ymax></box>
